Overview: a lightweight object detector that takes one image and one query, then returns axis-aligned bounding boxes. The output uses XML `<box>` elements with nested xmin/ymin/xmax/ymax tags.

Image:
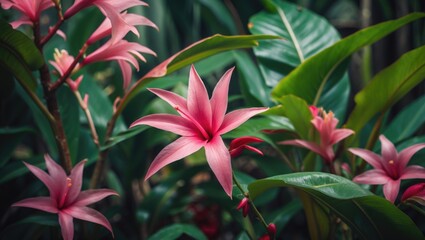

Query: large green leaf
<box><xmin>271</xmin><ymin>13</ymin><xmax>425</xmax><ymax>105</ymax></box>
<box><xmin>383</xmin><ymin>95</ymin><xmax>425</xmax><ymax>144</ymax></box>
<box><xmin>277</xmin><ymin>95</ymin><xmax>312</xmax><ymax>139</ymax></box>
<box><xmin>346</xmin><ymin>45</ymin><xmax>425</xmax><ymax>133</ymax></box>
<box><xmin>147</xmin><ymin>224</ymin><xmax>207</xmax><ymax>240</ymax></box>
<box><xmin>249</xmin><ymin>0</ymin><xmax>341</xmax><ymax>87</ymax></box>
<box><xmin>248</xmin><ymin>172</ymin><xmax>423</xmax><ymax>239</ymax></box>
<box><xmin>118</xmin><ymin>34</ymin><xmax>279</xmax><ymax>114</ymax></box>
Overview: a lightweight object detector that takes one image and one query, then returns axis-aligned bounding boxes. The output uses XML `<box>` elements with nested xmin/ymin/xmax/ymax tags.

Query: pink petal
<box><xmin>379</xmin><ymin>135</ymin><xmax>398</xmax><ymax>163</ymax></box>
<box><xmin>400</xmin><ymin>165</ymin><xmax>425</xmax><ymax>180</ymax></box>
<box><xmin>58</xmin><ymin>212</ymin><xmax>74</xmax><ymax>240</ymax></box>
<box><xmin>145</xmin><ymin>137</ymin><xmax>206</xmax><ymax>180</ymax></box>
<box><xmin>148</xmin><ymin>88</ymin><xmax>189</xmax><ymax>114</ymax></box>
<box><xmin>280</xmin><ymin>139</ymin><xmax>322</xmax><ymax>157</ymax></box>
<box><xmin>383</xmin><ymin>179</ymin><xmax>400</xmax><ymax>203</ymax></box>
<box><xmin>229</xmin><ymin>136</ymin><xmax>263</xmax><ymax>150</ymax></box>
<box><xmin>330</xmin><ymin>128</ymin><xmax>354</xmax><ymax>145</ymax></box>
<box><xmin>204</xmin><ymin>136</ymin><xmax>233</xmax><ymax>197</ymax></box>
<box><xmin>12</xmin><ymin>197</ymin><xmax>58</xmax><ymax>213</ymax></box>
<box><xmin>44</xmin><ymin>154</ymin><xmax>67</xmax><ymax>201</ymax></box>
<box><xmin>74</xmin><ymin>189</ymin><xmax>118</xmax><ymax>206</ymax></box>
<box><xmin>218</xmin><ymin>107</ymin><xmax>268</xmax><ymax>135</ymax></box>
<box><xmin>23</xmin><ymin>161</ymin><xmax>56</xmax><ymax>199</ymax></box>
<box><xmin>210</xmin><ymin>67</ymin><xmax>234</xmax><ymax>132</ymax></box>
<box><xmin>118</xmin><ymin>60</ymin><xmax>132</xmax><ymax>90</ymax></box>
<box><xmin>352</xmin><ymin>169</ymin><xmax>391</xmax><ymax>185</ymax></box>
<box><xmin>130</xmin><ymin>113</ymin><xmax>197</xmax><ymax>136</ymax></box>
<box><xmin>348</xmin><ymin>148</ymin><xmax>383</xmax><ymax>170</ymax></box>
<box><xmin>65</xmin><ymin>206</ymin><xmax>113</xmax><ymax>236</ymax></box>
<box><xmin>398</xmin><ymin>143</ymin><xmax>425</xmax><ymax>170</ymax></box>
<box><xmin>65</xmin><ymin>160</ymin><xmax>87</xmax><ymax>206</ymax></box>
<box><xmin>401</xmin><ymin>183</ymin><xmax>425</xmax><ymax>202</ymax></box>
<box><xmin>187</xmin><ymin>65</ymin><xmax>212</xmax><ymax>131</ymax></box>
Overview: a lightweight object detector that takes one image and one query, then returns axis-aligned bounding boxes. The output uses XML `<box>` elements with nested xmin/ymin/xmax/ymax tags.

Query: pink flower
<box><xmin>236</xmin><ymin>197</ymin><xmax>249</xmax><ymax>217</ymax></box>
<box><xmin>87</xmin><ymin>11</ymin><xmax>157</xmax><ymax>45</ymax></box>
<box><xmin>349</xmin><ymin>135</ymin><xmax>425</xmax><ymax>203</ymax></box>
<box><xmin>229</xmin><ymin>136</ymin><xmax>264</xmax><ymax>158</ymax></box>
<box><xmin>280</xmin><ymin>110</ymin><xmax>354</xmax><ymax>164</ymax></box>
<box><xmin>82</xmin><ymin>39</ymin><xmax>156</xmax><ymax>90</ymax></box>
<box><xmin>0</xmin><ymin>0</ymin><xmax>53</xmax><ymax>28</ymax></box>
<box><xmin>130</xmin><ymin>66</ymin><xmax>268</xmax><ymax>197</ymax></box>
<box><xmin>401</xmin><ymin>183</ymin><xmax>425</xmax><ymax>205</ymax></box>
<box><xmin>12</xmin><ymin>154</ymin><xmax>118</xmax><ymax>240</ymax></box>
<box><xmin>64</xmin><ymin>0</ymin><xmax>148</xmax><ymax>44</ymax></box>
<box><xmin>49</xmin><ymin>49</ymin><xmax>82</xmax><ymax>91</ymax></box>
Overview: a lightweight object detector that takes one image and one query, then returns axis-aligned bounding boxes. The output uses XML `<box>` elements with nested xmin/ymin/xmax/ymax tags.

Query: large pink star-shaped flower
<box><xmin>12</xmin><ymin>154</ymin><xmax>117</xmax><ymax>240</ymax></box>
<box><xmin>0</xmin><ymin>0</ymin><xmax>53</xmax><ymax>28</ymax></box>
<box><xmin>350</xmin><ymin>135</ymin><xmax>425</xmax><ymax>203</ymax></box>
<box><xmin>130</xmin><ymin>65</ymin><xmax>268</xmax><ymax>197</ymax></box>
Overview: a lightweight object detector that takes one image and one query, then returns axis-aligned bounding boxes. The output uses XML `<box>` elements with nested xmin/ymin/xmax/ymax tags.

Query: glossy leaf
<box><xmin>147</xmin><ymin>224</ymin><xmax>207</xmax><ymax>240</ymax></box>
<box><xmin>0</xmin><ymin>156</ymin><xmax>44</xmax><ymax>184</ymax></box>
<box><xmin>101</xmin><ymin>125</ymin><xmax>149</xmax><ymax>150</ymax></box>
<box><xmin>249</xmin><ymin>0</ymin><xmax>340</xmax><ymax>87</ymax></box>
<box><xmin>346</xmin><ymin>45</ymin><xmax>425</xmax><ymax>133</ymax></box>
<box><xmin>119</xmin><ymin>34</ymin><xmax>280</xmax><ymax>113</ymax></box>
<box><xmin>272</xmin><ymin>13</ymin><xmax>425</xmax><ymax>104</ymax></box>
<box><xmin>248</xmin><ymin>172</ymin><xmax>423</xmax><ymax>239</ymax></box>
<box><xmin>383</xmin><ymin>95</ymin><xmax>425</xmax><ymax>144</ymax></box>
<box><xmin>277</xmin><ymin>95</ymin><xmax>312</xmax><ymax>139</ymax></box>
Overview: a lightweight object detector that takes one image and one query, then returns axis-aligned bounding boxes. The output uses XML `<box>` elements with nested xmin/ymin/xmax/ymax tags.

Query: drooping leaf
<box><xmin>346</xmin><ymin>45</ymin><xmax>425</xmax><ymax>133</ymax></box>
<box><xmin>248</xmin><ymin>172</ymin><xmax>423</xmax><ymax>239</ymax></box>
<box><xmin>271</xmin><ymin>13</ymin><xmax>425</xmax><ymax>105</ymax></box>
<box><xmin>147</xmin><ymin>224</ymin><xmax>207</xmax><ymax>240</ymax></box>
<box><xmin>383</xmin><ymin>95</ymin><xmax>425</xmax><ymax>144</ymax></box>
<box><xmin>119</xmin><ymin>34</ymin><xmax>280</xmax><ymax>113</ymax></box>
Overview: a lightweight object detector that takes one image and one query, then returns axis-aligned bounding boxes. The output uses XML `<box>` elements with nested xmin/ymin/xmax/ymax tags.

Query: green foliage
<box><xmin>249</xmin><ymin>172</ymin><xmax>424</xmax><ymax>239</ymax></box>
<box><xmin>148</xmin><ymin>224</ymin><xmax>207</xmax><ymax>240</ymax></box>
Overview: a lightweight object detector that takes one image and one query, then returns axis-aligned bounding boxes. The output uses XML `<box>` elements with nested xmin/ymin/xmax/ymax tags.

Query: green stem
<box><xmin>233</xmin><ymin>173</ymin><xmax>274</xmax><ymax>239</ymax></box>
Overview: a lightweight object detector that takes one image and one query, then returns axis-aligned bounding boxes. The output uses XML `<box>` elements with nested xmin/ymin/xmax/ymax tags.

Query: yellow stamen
<box><xmin>66</xmin><ymin>177</ymin><xmax>72</xmax><ymax>187</ymax></box>
<box><xmin>389</xmin><ymin>160</ymin><xmax>394</xmax><ymax>165</ymax></box>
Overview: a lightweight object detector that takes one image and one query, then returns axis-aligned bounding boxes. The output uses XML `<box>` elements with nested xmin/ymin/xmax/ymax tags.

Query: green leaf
<box><xmin>119</xmin><ymin>34</ymin><xmax>280</xmax><ymax>113</ymax></box>
<box><xmin>0</xmin><ymin>68</ymin><xmax>15</xmax><ymax>100</ymax></box>
<box><xmin>277</xmin><ymin>95</ymin><xmax>312</xmax><ymax>139</ymax></box>
<box><xmin>271</xmin><ymin>13</ymin><xmax>425</xmax><ymax>105</ymax></box>
<box><xmin>346</xmin><ymin>45</ymin><xmax>425</xmax><ymax>133</ymax></box>
<box><xmin>147</xmin><ymin>224</ymin><xmax>207</xmax><ymax>240</ymax></box>
<box><xmin>0</xmin><ymin>20</ymin><xmax>42</xmax><ymax>92</ymax></box>
<box><xmin>383</xmin><ymin>95</ymin><xmax>425</xmax><ymax>144</ymax></box>
<box><xmin>101</xmin><ymin>125</ymin><xmax>149</xmax><ymax>150</ymax></box>
<box><xmin>0</xmin><ymin>155</ymin><xmax>44</xmax><ymax>184</ymax></box>
<box><xmin>248</xmin><ymin>172</ymin><xmax>423</xmax><ymax>239</ymax></box>
<box><xmin>0</xmin><ymin>126</ymin><xmax>34</xmax><ymax>167</ymax></box>
<box><xmin>249</xmin><ymin>0</ymin><xmax>341</xmax><ymax>87</ymax></box>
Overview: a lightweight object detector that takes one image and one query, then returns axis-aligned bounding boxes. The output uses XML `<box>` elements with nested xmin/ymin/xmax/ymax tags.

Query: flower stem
<box><xmin>233</xmin><ymin>173</ymin><xmax>274</xmax><ymax>239</ymax></box>
<box><xmin>34</xmin><ymin>21</ymin><xmax>72</xmax><ymax>173</ymax></box>
<box><xmin>73</xmin><ymin>91</ymin><xmax>100</xmax><ymax>147</ymax></box>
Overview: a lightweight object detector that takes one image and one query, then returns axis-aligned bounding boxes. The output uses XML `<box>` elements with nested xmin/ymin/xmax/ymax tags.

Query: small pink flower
<box><xmin>280</xmin><ymin>110</ymin><xmax>354</xmax><ymax>164</ymax></box>
<box><xmin>229</xmin><ymin>136</ymin><xmax>264</xmax><ymax>158</ymax></box>
<box><xmin>12</xmin><ymin>154</ymin><xmax>117</xmax><ymax>240</ymax></box>
<box><xmin>83</xmin><ymin>39</ymin><xmax>155</xmax><ymax>90</ymax></box>
<box><xmin>0</xmin><ymin>0</ymin><xmax>53</xmax><ymax>27</ymax></box>
<box><xmin>236</xmin><ymin>197</ymin><xmax>249</xmax><ymax>217</ymax></box>
<box><xmin>130</xmin><ymin>66</ymin><xmax>268</xmax><ymax>197</ymax></box>
<box><xmin>49</xmin><ymin>49</ymin><xmax>82</xmax><ymax>91</ymax></box>
<box><xmin>350</xmin><ymin>135</ymin><xmax>425</xmax><ymax>203</ymax></box>
<box><xmin>87</xmin><ymin>11</ymin><xmax>157</xmax><ymax>45</ymax></box>
<box><xmin>401</xmin><ymin>183</ymin><xmax>425</xmax><ymax>205</ymax></box>
<box><xmin>65</xmin><ymin>0</ymin><xmax>148</xmax><ymax>44</ymax></box>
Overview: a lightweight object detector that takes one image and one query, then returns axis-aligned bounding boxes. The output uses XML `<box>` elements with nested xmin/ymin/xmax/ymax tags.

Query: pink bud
<box><xmin>236</xmin><ymin>197</ymin><xmax>249</xmax><ymax>217</ymax></box>
<box><xmin>67</xmin><ymin>75</ymin><xmax>83</xmax><ymax>92</ymax></box>
<box><xmin>82</xmin><ymin>94</ymin><xmax>89</xmax><ymax>109</ymax></box>
<box><xmin>267</xmin><ymin>223</ymin><xmax>276</xmax><ymax>238</ymax></box>
<box><xmin>229</xmin><ymin>136</ymin><xmax>264</xmax><ymax>158</ymax></box>
<box><xmin>401</xmin><ymin>183</ymin><xmax>425</xmax><ymax>202</ymax></box>
<box><xmin>341</xmin><ymin>163</ymin><xmax>351</xmax><ymax>175</ymax></box>
<box><xmin>309</xmin><ymin>105</ymin><xmax>319</xmax><ymax>117</ymax></box>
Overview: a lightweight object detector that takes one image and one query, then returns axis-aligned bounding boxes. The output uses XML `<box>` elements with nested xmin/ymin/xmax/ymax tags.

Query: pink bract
<box><xmin>65</xmin><ymin>0</ymin><xmax>148</xmax><ymax>44</ymax></box>
<box><xmin>12</xmin><ymin>154</ymin><xmax>118</xmax><ymax>240</ymax></box>
<box><xmin>350</xmin><ymin>135</ymin><xmax>425</xmax><ymax>203</ymax></box>
<box><xmin>130</xmin><ymin>65</ymin><xmax>268</xmax><ymax>197</ymax></box>
<box><xmin>280</xmin><ymin>110</ymin><xmax>354</xmax><ymax>164</ymax></box>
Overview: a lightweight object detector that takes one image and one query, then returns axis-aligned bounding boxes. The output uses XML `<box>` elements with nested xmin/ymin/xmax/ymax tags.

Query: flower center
<box><xmin>387</xmin><ymin>160</ymin><xmax>399</xmax><ymax>179</ymax></box>
<box><xmin>174</xmin><ymin>106</ymin><xmax>212</xmax><ymax>140</ymax></box>
<box><xmin>59</xmin><ymin>177</ymin><xmax>72</xmax><ymax>208</ymax></box>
